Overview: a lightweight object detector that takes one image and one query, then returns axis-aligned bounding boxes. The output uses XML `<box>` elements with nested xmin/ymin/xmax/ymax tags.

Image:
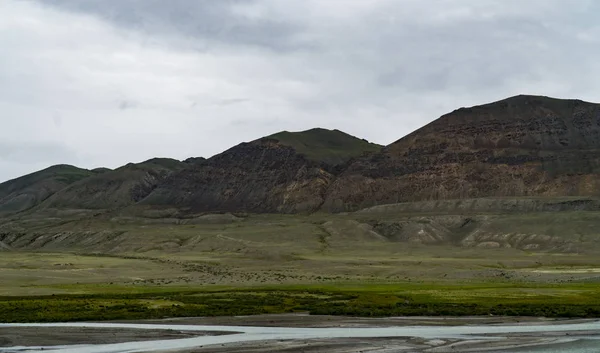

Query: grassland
<box><xmin>1</xmin><ymin>250</ymin><xmax>600</xmax><ymax>322</ymax></box>
<box><xmin>2</xmin><ymin>281</ymin><xmax>600</xmax><ymax>322</ymax></box>
<box><xmin>2</xmin><ymin>207</ymin><xmax>600</xmax><ymax>322</ymax></box>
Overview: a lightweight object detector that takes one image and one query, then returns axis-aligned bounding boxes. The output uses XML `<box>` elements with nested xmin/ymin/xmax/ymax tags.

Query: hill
<box><xmin>7</xmin><ymin>96</ymin><xmax>600</xmax><ymax>215</ymax></box>
<box><xmin>38</xmin><ymin>158</ymin><xmax>185</xmax><ymax>211</ymax></box>
<box><xmin>266</xmin><ymin>128</ymin><xmax>381</xmax><ymax>166</ymax></box>
<box><xmin>140</xmin><ymin>128</ymin><xmax>381</xmax><ymax>213</ymax></box>
<box><xmin>91</xmin><ymin>167</ymin><xmax>112</xmax><ymax>174</ymax></box>
<box><xmin>0</xmin><ymin>165</ymin><xmax>94</xmax><ymax>215</ymax></box>
<box><xmin>323</xmin><ymin>95</ymin><xmax>600</xmax><ymax>211</ymax></box>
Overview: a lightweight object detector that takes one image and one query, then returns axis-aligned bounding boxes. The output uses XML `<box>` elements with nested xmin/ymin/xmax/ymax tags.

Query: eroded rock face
<box><xmin>142</xmin><ymin>140</ymin><xmax>335</xmax><ymax>213</ymax></box>
<box><xmin>324</xmin><ymin>95</ymin><xmax>600</xmax><ymax>211</ymax></box>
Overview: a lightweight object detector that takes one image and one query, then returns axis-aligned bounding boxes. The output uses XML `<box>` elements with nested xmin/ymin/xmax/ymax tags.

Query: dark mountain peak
<box><xmin>140</xmin><ymin>128</ymin><xmax>381</xmax><ymax>213</ymax></box>
<box><xmin>139</xmin><ymin>157</ymin><xmax>182</xmax><ymax>169</ymax></box>
<box><xmin>324</xmin><ymin>96</ymin><xmax>600</xmax><ymax>212</ymax></box>
<box><xmin>261</xmin><ymin>128</ymin><xmax>382</xmax><ymax>166</ymax></box>
<box><xmin>390</xmin><ymin>95</ymin><xmax>600</xmax><ymax>151</ymax></box>
<box><xmin>184</xmin><ymin>157</ymin><xmax>207</xmax><ymax>164</ymax></box>
<box><xmin>141</xmin><ymin>157</ymin><xmax>180</xmax><ymax>165</ymax></box>
<box><xmin>40</xmin><ymin>164</ymin><xmax>82</xmax><ymax>172</ymax></box>
<box><xmin>496</xmin><ymin>94</ymin><xmax>593</xmax><ymax>105</ymax></box>
<box><xmin>38</xmin><ymin>158</ymin><xmax>185</xmax><ymax>211</ymax></box>
<box><xmin>266</xmin><ymin>127</ymin><xmax>363</xmax><ymax>142</ymax></box>
<box><xmin>0</xmin><ymin>164</ymin><xmax>94</xmax><ymax>214</ymax></box>
<box><xmin>119</xmin><ymin>158</ymin><xmax>183</xmax><ymax>172</ymax></box>
<box><xmin>444</xmin><ymin>95</ymin><xmax>598</xmax><ymax>121</ymax></box>
<box><xmin>0</xmin><ymin>164</ymin><xmax>92</xmax><ymax>190</ymax></box>
<box><xmin>91</xmin><ymin>167</ymin><xmax>112</xmax><ymax>174</ymax></box>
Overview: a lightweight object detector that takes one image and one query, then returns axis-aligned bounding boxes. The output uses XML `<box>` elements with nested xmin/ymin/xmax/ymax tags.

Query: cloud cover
<box><xmin>1</xmin><ymin>0</ymin><xmax>600</xmax><ymax>182</ymax></box>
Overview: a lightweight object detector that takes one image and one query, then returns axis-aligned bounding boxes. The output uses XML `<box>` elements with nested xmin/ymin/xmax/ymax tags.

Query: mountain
<box><xmin>37</xmin><ymin>158</ymin><xmax>185</xmax><ymax>211</ymax></box>
<box><xmin>266</xmin><ymin>128</ymin><xmax>381</xmax><ymax>166</ymax></box>
<box><xmin>0</xmin><ymin>165</ymin><xmax>94</xmax><ymax>214</ymax></box>
<box><xmin>91</xmin><ymin>167</ymin><xmax>112</xmax><ymax>174</ymax></box>
<box><xmin>323</xmin><ymin>95</ymin><xmax>600</xmax><ymax>211</ymax></box>
<box><xmin>140</xmin><ymin>128</ymin><xmax>382</xmax><ymax>213</ymax></box>
<box><xmin>6</xmin><ymin>96</ymin><xmax>600</xmax><ymax>216</ymax></box>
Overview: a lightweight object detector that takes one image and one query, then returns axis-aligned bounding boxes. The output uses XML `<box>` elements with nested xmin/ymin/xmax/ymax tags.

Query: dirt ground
<box><xmin>133</xmin><ymin>313</ymin><xmax>570</xmax><ymax>327</ymax></box>
<box><xmin>0</xmin><ymin>327</ymin><xmax>230</xmax><ymax>348</ymax></box>
<box><xmin>169</xmin><ymin>336</ymin><xmax>580</xmax><ymax>353</ymax></box>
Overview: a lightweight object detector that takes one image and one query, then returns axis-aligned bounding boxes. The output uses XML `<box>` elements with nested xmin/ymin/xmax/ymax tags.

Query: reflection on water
<box><xmin>1</xmin><ymin>320</ymin><xmax>599</xmax><ymax>353</ymax></box>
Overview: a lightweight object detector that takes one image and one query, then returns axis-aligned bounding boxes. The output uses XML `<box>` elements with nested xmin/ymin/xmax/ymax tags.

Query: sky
<box><xmin>1</xmin><ymin>0</ymin><xmax>600</xmax><ymax>182</ymax></box>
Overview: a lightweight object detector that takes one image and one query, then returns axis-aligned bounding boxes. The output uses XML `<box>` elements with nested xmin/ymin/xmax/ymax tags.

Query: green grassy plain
<box><xmin>3</xmin><ymin>207</ymin><xmax>600</xmax><ymax>322</ymax></box>
<box><xmin>2</xmin><ymin>282</ymin><xmax>600</xmax><ymax>322</ymax></box>
<box><xmin>1</xmin><ymin>250</ymin><xmax>600</xmax><ymax>322</ymax></box>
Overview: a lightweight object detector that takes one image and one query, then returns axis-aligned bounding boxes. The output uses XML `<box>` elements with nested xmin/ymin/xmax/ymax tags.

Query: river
<box><xmin>1</xmin><ymin>320</ymin><xmax>599</xmax><ymax>352</ymax></box>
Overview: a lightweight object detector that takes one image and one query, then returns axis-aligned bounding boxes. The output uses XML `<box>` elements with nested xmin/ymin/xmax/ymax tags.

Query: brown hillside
<box><xmin>140</xmin><ymin>128</ymin><xmax>381</xmax><ymax>213</ymax></box>
<box><xmin>323</xmin><ymin>95</ymin><xmax>600</xmax><ymax>211</ymax></box>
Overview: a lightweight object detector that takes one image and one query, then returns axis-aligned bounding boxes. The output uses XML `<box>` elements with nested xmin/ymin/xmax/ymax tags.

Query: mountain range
<box><xmin>3</xmin><ymin>94</ymin><xmax>600</xmax><ymax>217</ymax></box>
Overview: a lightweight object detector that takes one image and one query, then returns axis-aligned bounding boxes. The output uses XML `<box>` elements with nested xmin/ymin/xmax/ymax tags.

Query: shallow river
<box><xmin>1</xmin><ymin>320</ymin><xmax>600</xmax><ymax>353</ymax></box>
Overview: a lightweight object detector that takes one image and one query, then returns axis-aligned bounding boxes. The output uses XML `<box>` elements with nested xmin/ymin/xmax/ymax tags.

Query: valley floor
<box><xmin>2</xmin><ymin>209</ymin><xmax>600</xmax><ymax>322</ymax></box>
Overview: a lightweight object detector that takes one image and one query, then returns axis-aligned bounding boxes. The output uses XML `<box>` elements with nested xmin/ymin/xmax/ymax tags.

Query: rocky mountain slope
<box><xmin>37</xmin><ymin>158</ymin><xmax>185</xmax><ymax>211</ymax></box>
<box><xmin>0</xmin><ymin>165</ymin><xmax>96</xmax><ymax>215</ymax></box>
<box><xmin>3</xmin><ymin>96</ymin><xmax>600</xmax><ymax>216</ymax></box>
<box><xmin>140</xmin><ymin>128</ymin><xmax>381</xmax><ymax>213</ymax></box>
<box><xmin>324</xmin><ymin>95</ymin><xmax>600</xmax><ymax>211</ymax></box>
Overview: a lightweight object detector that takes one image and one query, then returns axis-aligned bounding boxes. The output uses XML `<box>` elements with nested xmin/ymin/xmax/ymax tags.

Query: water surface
<box><xmin>1</xmin><ymin>320</ymin><xmax>599</xmax><ymax>353</ymax></box>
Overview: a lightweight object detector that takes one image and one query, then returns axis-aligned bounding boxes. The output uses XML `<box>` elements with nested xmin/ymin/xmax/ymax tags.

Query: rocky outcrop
<box><xmin>356</xmin><ymin>197</ymin><xmax>600</xmax><ymax>214</ymax></box>
<box><xmin>140</xmin><ymin>128</ymin><xmax>381</xmax><ymax>213</ymax></box>
<box><xmin>324</xmin><ymin>95</ymin><xmax>600</xmax><ymax>211</ymax></box>
<box><xmin>141</xmin><ymin>140</ymin><xmax>335</xmax><ymax>213</ymax></box>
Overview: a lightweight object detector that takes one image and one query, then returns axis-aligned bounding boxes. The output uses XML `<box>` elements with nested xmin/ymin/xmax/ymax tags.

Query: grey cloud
<box><xmin>33</xmin><ymin>0</ymin><xmax>310</xmax><ymax>52</ymax></box>
<box><xmin>216</xmin><ymin>98</ymin><xmax>249</xmax><ymax>106</ymax></box>
<box><xmin>0</xmin><ymin>141</ymin><xmax>78</xmax><ymax>164</ymax></box>
<box><xmin>2</xmin><ymin>0</ymin><xmax>600</xmax><ymax>182</ymax></box>
<box><xmin>118</xmin><ymin>100</ymin><xmax>138</xmax><ymax>110</ymax></box>
<box><xmin>52</xmin><ymin>113</ymin><xmax>63</xmax><ymax>128</ymax></box>
<box><xmin>368</xmin><ymin>13</ymin><xmax>587</xmax><ymax>93</ymax></box>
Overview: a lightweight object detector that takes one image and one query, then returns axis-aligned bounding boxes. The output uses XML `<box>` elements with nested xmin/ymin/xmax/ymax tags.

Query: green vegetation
<box><xmin>0</xmin><ymin>165</ymin><xmax>93</xmax><ymax>192</ymax></box>
<box><xmin>5</xmin><ymin>165</ymin><xmax>93</xmax><ymax>187</ymax></box>
<box><xmin>266</xmin><ymin>128</ymin><xmax>381</xmax><ymax>166</ymax></box>
<box><xmin>0</xmin><ymin>165</ymin><xmax>94</xmax><ymax>214</ymax></box>
<box><xmin>91</xmin><ymin>167</ymin><xmax>112</xmax><ymax>174</ymax></box>
<box><xmin>3</xmin><ymin>208</ymin><xmax>600</xmax><ymax>322</ymax></box>
<box><xmin>39</xmin><ymin>158</ymin><xmax>185</xmax><ymax>210</ymax></box>
<box><xmin>2</xmin><ymin>283</ymin><xmax>600</xmax><ymax>322</ymax></box>
<box><xmin>135</xmin><ymin>158</ymin><xmax>184</xmax><ymax>171</ymax></box>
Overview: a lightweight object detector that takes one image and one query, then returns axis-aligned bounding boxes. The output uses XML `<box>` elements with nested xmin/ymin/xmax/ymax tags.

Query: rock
<box><xmin>324</xmin><ymin>95</ymin><xmax>600</xmax><ymax>211</ymax></box>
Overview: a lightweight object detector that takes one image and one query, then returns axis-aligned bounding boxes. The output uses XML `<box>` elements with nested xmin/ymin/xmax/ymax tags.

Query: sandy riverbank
<box><xmin>0</xmin><ymin>327</ymin><xmax>232</xmax><ymax>348</ymax></box>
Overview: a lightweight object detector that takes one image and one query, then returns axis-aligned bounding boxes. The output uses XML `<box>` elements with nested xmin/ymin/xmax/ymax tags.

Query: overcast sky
<box><xmin>1</xmin><ymin>0</ymin><xmax>600</xmax><ymax>182</ymax></box>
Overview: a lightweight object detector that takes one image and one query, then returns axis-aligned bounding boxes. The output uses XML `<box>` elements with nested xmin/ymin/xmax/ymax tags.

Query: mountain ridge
<box><xmin>139</xmin><ymin>128</ymin><xmax>381</xmax><ymax>213</ymax></box>
<box><xmin>323</xmin><ymin>94</ymin><xmax>600</xmax><ymax>211</ymax></box>
<box><xmin>0</xmin><ymin>165</ymin><xmax>94</xmax><ymax>215</ymax></box>
<box><xmin>36</xmin><ymin>158</ymin><xmax>186</xmax><ymax>211</ymax></box>
<box><xmin>4</xmin><ymin>95</ymin><xmax>600</xmax><ymax>215</ymax></box>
